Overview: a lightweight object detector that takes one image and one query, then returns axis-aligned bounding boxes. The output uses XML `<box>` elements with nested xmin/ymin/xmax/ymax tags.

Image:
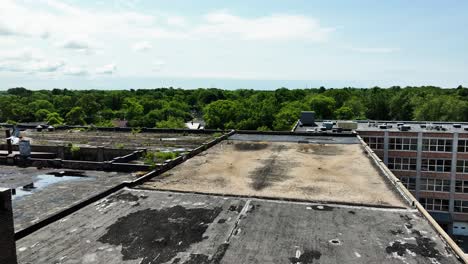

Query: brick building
<box><xmin>357</xmin><ymin>121</ymin><xmax>468</xmax><ymax>236</ymax></box>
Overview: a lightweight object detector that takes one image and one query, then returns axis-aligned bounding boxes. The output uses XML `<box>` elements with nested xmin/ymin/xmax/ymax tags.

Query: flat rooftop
<box><xmin>10</xmin><ymin>133</ymin><xmax>465</xmax><ymax>263</ymax></box>
<box><xmin>21</xmin><ymin>129</ymin><xmax>215</xmax><ymax>151</ymax></box>
<box><xmin>0</xmin><ymin>165</ymin><xmax>133</xmax><ymax>231</ymax></box>
<box><xmin>16</xmin><ymin>188</ymin><xmax>462</xmax><ymax>263</ymax></box>
<box><xmin>141</xmin><ymin>135</ymin><xmax>405</xmax><ymax>207</ymax></box>
<box><xmin>295</xmin><ymin>120</ymin><xmax>468</xmax><ymax>133</ymax></box>
<box><xmin>356</xmin><ymin>121</ymin><xmax>468</xmax><ymax>133</ymax></box>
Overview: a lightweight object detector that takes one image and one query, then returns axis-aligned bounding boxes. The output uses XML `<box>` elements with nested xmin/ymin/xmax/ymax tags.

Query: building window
<box><xmin>457</xmin><ymin>160</ymin><xmax>468</xmax><ymax>173</ymax></box>
<box><xmin>420</xmin><ymin>198</ymin><xmax>449</xmax><ymax>212</ymax></box>
<box><xmin>389</xmin><ymin>137</ymin><xmax>418</xmax><ymax>151</ymax></box>
<box><xmin>388</xmin><ymin>157</ymin><xmax>417</xmax><ymax>171</ymax></box>
<box><xmin>454</xmin><ymin>200</ymin><xmax>468</xmax><ymax>213</ymax></box>
<box><xmin>455</xmin><ymin>180</ymin><xmax>468</xmax><ymax>193</ymax></box>
<box><xmin>399</xmin><ymin>177</ymin><xmax>416</xmax><ymax>190</ymax></box>
<box><xmin>420</xmin><ymin>178</ymin><xmax>450</xmax><ymax>192</ymax></box>
<box><xmin>362</xmin><ymin>137</ymin><xmax>384</xmax><ymax>149</ymax></box>
<box><xmin>458</xmin><ymin>140</ymin><xmax>468</xmax><ymax>153</ymax></box>
<box><xmin>421</xmin><ymin>159</ymin><xmax>452</xmax><ymax>172</ymax></box>
<box><xmin>422</xmin><ymin>138</ymin><xmax>452</xmax><ymax>152</ymax></box>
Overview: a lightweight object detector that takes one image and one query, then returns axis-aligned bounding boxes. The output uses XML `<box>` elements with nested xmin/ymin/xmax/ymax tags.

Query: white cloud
<box><xmin>132</xmin><ymin>41</ymin><xmax>152</xmax><ymax>52</ymax></box>
<box><xmin>166</xmin><ymin>16</ymin><xmax>187</xmax><ymax>27</ymax></box>
<box><xmin>152</xmin><ymin>60</ymin><xmax>166</xmax><ymax>72</ymax></box>
<box><xmin>30</xmin><ymin>61</ymin><xmax>65</xmax><ymax>72</ymax></box>
<box><xmin>0</xmin><ymin>23</ymin><xmax>20</xmax><ymax>36</ymax></box>
<box><xmin>58</xmin><ymin>38</ymin><xmax>94</xmax><ymax>52</ymax></box>
<box><xmin>0</xmin><ymin>60</ymin><xmax>65</xmax><ymax>73</ymax></box>
<box><xmin>0</xmin><ymin>0</ymin><xmax>339</xmax><ymax>81</ymax></box>
<box><xmin>0</xmin><ymin>48</ymin><xmax>43</xmax><ymax>62</ymax></box>
<box><xmin>350</xmin><ymin>47</ymin><xmax>399</xmax><ymax>54</ymax></box>
<box><xmin>193</xmin><ymin>11</ymin><xmax>334</xmax><ymax>41</ymax></box>
<box><xmin>96</xmin><ymin>64</ymin><xmax>117</xmax><ymax>75</ymax></box>
<box><xmin>63</xmin><ymin>67</ymin><xmax>88</xmax><ymax>76</ymax></box>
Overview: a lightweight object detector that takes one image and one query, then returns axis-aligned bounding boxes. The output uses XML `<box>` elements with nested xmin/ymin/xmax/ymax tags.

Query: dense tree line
<box><xmin>0</xmin><ymin>86</ymin><xmax>467</xmax><ymax>130</ymax></box>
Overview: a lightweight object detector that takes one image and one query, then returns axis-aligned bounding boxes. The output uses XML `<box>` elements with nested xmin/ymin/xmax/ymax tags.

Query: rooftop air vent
<box><xmin>300</xmin><ymin>111</ymin><xmax>316</xmax><ymax>126</ymax></box>
<box><xmin>323</xmin><ymin>121</ymin><xmax>334</xmax><ymax>130</ymax></box>
<box><xmin>378</xmin><ymin>125</ymin><xmax>387</xmax><ymax>129</ymax></box>
<box><xmin>453</xmin><ymin>124</ymin><xmax>462</xmax><ymax>128</ymax></box>
<box><xmin>464</xmin><ymin>126</ymin><xmax>468</xmax><ymax>131</ymax></box>
<box><xmin>397</xmin><ymin>123</ymin><xmax>404</xmax><ymax>127</ymax></box>
<box><xmin>399</xmin><ymin>125</ymin><xmax>411</xmax><ymax>131</ymax></box>
<box><xmin>420</xmin><ymin>124</ymin><xmax>427</xmax><ymax>128</ymax></box>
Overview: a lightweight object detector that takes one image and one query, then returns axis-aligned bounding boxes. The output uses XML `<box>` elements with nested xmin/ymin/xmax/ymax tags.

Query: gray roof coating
<box><xmin>16</xmin><ymin>188</ymin><xmax>462</xmax><ymax>264</ymax></box>
<box><xmin>229</xmin><ymin>133</ymin><xmax>359</xmax><ymax>144</ymax></box>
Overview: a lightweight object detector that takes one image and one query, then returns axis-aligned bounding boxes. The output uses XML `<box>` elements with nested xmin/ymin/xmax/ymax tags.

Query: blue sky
<box><xmin>0</xmin><ymin>0</ymin><xmax>467</xmax><ymax>89</ymax></box>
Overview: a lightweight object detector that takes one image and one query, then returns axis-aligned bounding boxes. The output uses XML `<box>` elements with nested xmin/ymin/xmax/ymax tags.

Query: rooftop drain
<box><xmin>329</xmin><ymin>239</ymin><xmax>342</xmax><ymax>245</ymax></box>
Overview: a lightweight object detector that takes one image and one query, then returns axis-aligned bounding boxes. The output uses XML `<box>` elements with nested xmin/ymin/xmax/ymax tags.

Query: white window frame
<box><xmin>362</xmin><ymin>137</ymin><xmax>384</xmax><ymax>150</ymax></box>
<box><xmin>457</xmin><ymin>160</ymin><xmax>468</xmax><ymax>174</ymax></box>
<box><xmin>399</xmin><ymin>176</ymin><xmax>416</xmax><ymax>190</ymax></box>
<box><xmin>420</xmin><ymin>178</ymin><xmax>450</xmax><ymax>192</ymax></box>
<box><xmin>422</xmin><ymin>138</ymin><xmax>452</xmax><ymax>152</ymax></box>
<box><xmin>421</xmin><ymin>159</ymin><xmax>452</xmax><ymax>172</ymax></box>
<box><xmin>420</xmin><ymin>198</ymin><xmax>449</xmax><ymax>212</ymax></box>
<box><xmin>458</xmin><ymin>140</ymin><xmax>468</xmax><ymax>153</ymax></box>
<box><xmin>388</xmin><ymin>157</ymin><xmax>417</xmax><ymax>171</ymax></box>
<box><xmin>455</xmin><ymin>180</ymin><xmax>468</xmax><ymax>193</ymax></box>
<box><xmin>389</xmin><ymin>137</ymin><xmax>418</xmax><ymax>151</ymax></box>
<box><xmin>454</xmin><ymin>200</ymin><xmax>468</xmax><ymax>213</ymax></box>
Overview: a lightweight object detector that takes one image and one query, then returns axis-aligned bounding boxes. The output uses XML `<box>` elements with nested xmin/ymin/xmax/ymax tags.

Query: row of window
<box><xmin>387</xmin><ymin>157</ymin><xmax>417</xmax><ymax>171</ymax></box>
<box><xmin>390</xmin><ymin>158</ymin><xmax>468</xmax><ymax>173</ymax></box>
<box><xmin>422</xmin><ymin>139</ymin><xmax>452</xmax><ymax>152</ymax></box>
<box><xmin>362</xmin><ymin>137</ymin><xmax>468</xmax><ymax>153</ymax></box>
<box><xmin>459</xmin><ymin>140</ymin><xmax>468</xmax><ymax>153</ymax></box>
<box><xmin>419</xmin><ymin>198</ymin><xmax>468</xmax><ymax>213</ymax></box>
<box><xmin>421</xmin><ymin>159</ymin><xmax>452</xmax><ymax>172</ymax></box>
<box><xmin>421</xmin><ymin>178</ymin><xmax>451</xmax><ymax>192</ymax></box>
<box><xmin>389</xmin><ymin>138</ymin><xmax>418</xmax><ymax>151</ymax></box>
<box><xmin>458</xmin><ymin>160</ymin><xmax>468</xmax><ymax>173</ymax></box>
<box><xmin>362</xmin><ymin>137</ymin><xmax>384</xmax><ymax>149</ymax></box>
<box><xmin>399</xmin><ymin>177</ymin><xmax>450</xmax><ymax>192</ymax></box>
<box><xmin>455</xmin><ymin>200</ymin><xmax>468</xmax><ymax>213</ymax></box>
<box><xmin>399</xmin><ymin>177</ymin><xmax>416</xmax><ymax>190</ymax></box>
<box><xmin>419</xmin><ymin>198</ymin><xmax>449</xmax><ymax>212</ymax></box>
<box><xmin>399</xmin><ymin>177</ymin><xmax>468</xmax><ymax>194</ymax></box>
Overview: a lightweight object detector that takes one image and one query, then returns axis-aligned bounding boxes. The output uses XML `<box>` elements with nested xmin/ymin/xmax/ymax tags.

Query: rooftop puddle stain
<box><xmin>386</xmin><ymin>215</ymin><xmax>442</xmax><ymax>261</ymax></box>
<box><xmin>289</xmin><ymin>250</ymin><xmax>322</xmax><ymax>264</ymax></box>
<box><xmin>249</xmin><ymin>145</ymin><xmax>296</xmax><ymax>190</ymax></box>
<box><xmin>234</xmin><ymin>142</ymin><xmax>269</xmax><ymax>151</ymax></box>
<box><xmin>297</xmin><ymin>144</ymin><xmax>343</xmax><ymax>156</ymax></box>
<box><xmin>98</xmin><ymin>205</ymin><xmax>222</xmax><ymax>264</ymax></box>
<box><xmin>12</xmin><ymin>174</ymin><xmax>88</xmax><ymax>199</ymax></box>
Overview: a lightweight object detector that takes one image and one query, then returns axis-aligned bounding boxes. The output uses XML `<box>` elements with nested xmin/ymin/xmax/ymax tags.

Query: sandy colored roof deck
<box><xmin>142</xmin><ymin>135</ymin><xmax>406</xmax><ymax>208</ymax></box>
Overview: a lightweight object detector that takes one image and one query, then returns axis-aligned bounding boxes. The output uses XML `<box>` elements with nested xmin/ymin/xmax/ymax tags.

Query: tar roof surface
<box><xmin>16</xmin><ymin>188</ymin><xmax>462</xmax><ymax>264</ymax></box>
<box><xmin>0</xmin><ymin>165</ymin><xmax>133</xmax><ymax>230</ymax></box>
<box><xmin>141</xmin><ymin>135</ymin><xmax>405</xmax><ymax>207</ymax></box>
<box><xmin>21</xmin><ymin>129</ymin><xmax>214</xmax><ymax>151</ymax></box>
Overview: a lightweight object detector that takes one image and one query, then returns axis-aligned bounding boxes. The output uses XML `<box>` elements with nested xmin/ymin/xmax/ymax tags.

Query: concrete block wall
<box><xmin>0</xmin><ymin>188</ymin><xmax>17</xmax><ymax>264</ymax></box>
